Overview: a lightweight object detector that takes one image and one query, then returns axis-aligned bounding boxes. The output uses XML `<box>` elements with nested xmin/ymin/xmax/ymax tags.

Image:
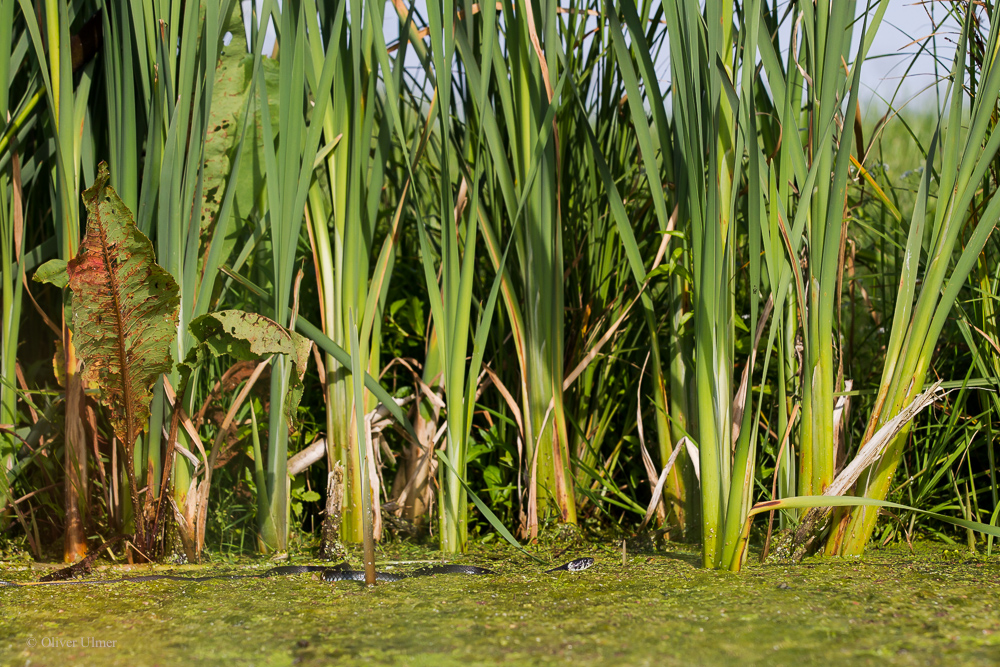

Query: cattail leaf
<box><xmin>67</xmin><ymin>162</ymin><xmax>180</xmax><ymax>448</ymax></box>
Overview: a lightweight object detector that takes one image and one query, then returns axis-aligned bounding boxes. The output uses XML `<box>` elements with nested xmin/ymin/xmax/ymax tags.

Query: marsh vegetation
<box><xmin>1</xmin><ymin>0</ymin><xmax>1000</xmax><ymax>614</ymax></box>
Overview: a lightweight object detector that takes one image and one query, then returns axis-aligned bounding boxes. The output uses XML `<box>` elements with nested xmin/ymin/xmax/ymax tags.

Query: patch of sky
<box><xmin>242</xmin><ymin>0</ymin><xmax>972</xmax><ymax>122</ymax></box>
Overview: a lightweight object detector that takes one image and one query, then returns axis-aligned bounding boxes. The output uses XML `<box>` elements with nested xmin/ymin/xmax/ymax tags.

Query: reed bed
<box><xmin>1</xmin><ymin>0</ymin><xmax>999</xmax><ymax>570</ymax></box>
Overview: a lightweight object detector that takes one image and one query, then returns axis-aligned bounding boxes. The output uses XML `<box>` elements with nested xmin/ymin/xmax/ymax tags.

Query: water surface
<box><xmin>2</xmin><ymin>542</ymin><xmax>997</xmax><ymax>666</ymax></box>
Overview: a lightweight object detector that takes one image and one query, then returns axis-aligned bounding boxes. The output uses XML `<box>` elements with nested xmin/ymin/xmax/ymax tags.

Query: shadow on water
<box><xmin>658</xmin><ymin>550</ymin><xmax>702</xmax><ymax>568</ymax></box>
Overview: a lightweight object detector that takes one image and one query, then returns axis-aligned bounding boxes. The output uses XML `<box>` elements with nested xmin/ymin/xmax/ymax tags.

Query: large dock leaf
<box><xmin>67</xmin><ymin>162</ymin><xmax>180</xmax><ymax>450</ymax></box>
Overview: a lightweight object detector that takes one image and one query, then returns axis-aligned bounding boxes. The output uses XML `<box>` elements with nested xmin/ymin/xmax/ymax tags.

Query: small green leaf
<box><xmin>644</xmin><ymin>265</ymin><xmax>672</xmax><ymax>281</ymax></box>
<box><xmin>389</xmin><ymin>298</ymin><xmax>407</xmax><ymax>318</ymax></box>
<box><xmin>297</xmin><ymin>490</ymin><xmax>321</xmax><ymax>503</ymax></box>
<box><xmin>33</xmin><ymin>259</ymin><xmax>68</xmax><ymax>288</ymax></box>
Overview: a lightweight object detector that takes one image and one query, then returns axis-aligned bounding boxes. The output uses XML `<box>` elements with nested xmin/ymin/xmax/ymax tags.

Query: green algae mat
<box><xmin>2</xmin><ymin>542</ymin><xmax>999</xmax><ymax>666</ymax></box>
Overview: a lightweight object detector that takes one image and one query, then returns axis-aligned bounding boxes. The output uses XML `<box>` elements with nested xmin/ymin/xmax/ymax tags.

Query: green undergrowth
<box><xmin>1</xmin><ymin>540</ymin><xmax>999</xmax><ymax>666</ymax></box>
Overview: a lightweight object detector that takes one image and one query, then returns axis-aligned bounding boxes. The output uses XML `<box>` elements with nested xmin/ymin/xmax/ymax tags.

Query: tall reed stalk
<box><xmin>653</xmin><ymin>0</ymin><xmax>746</xmax><ymax>568</ymax></box>
<box><xmin>619</xmin><ymin>0</ymin><xmax>888</xmax><ymax>567</ymax></box>
<box><xmin>0</xmin><ymin>0</ymin><xmax>22</xmax><ymax>529</ymax></box>
<box><xmin>458</xmin><ymin>0</ymin><xmax>580</xmax><ymax>534</ymax></box>
<box><xmin>828</xmin><ymin>3</ymin><xmax>1000</xmax><ymax>555</ymax></box>
<box><xmin>304</xmin><ymin>0</ymin><xmax>408</xmax><ymax>544</ymax></box>
<box><xmin>17</xmin><ymin>0</ymin><xmax>95</xmax><ymax>560</ymax></box>
<box><xmin>108</xmin><ymin>0</ymin><xmax>268</xmax><ymax>559</ymax></box>
<box><xmin>254</xmin><ymin>0</ymin><xmax>339</xmax><ymax>552</ymax></box>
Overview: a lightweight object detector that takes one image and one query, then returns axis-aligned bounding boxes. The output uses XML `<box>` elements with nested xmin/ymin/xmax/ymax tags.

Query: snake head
<box><xmin>545</xmin><ymin>557</ymin><xmax>595</xmax><ymax>573</ymax></box>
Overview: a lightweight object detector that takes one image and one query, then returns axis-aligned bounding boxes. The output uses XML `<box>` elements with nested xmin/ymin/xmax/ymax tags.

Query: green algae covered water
<box><xmin>2</xmin><ymin>541</ymin><xmax>999</xmax><ymax>666</ymax></box>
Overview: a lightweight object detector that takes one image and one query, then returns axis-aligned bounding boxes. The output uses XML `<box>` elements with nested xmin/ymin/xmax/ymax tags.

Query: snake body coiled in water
<box><xmin>0</xmin><ymin>558</ymin><xmax>595</xmax><ymax>587</ymax></box>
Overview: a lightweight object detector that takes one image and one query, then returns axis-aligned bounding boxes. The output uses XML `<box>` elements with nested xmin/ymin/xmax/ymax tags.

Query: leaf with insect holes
<box><xmin>67</xmin><ymin>162</ymin><xmax>180</xmax><ymax>449</ymax></box>
<box><xmin>189</xmin><ymin>309</ymin><xmax>310</xmax><ymax>425</ymax></box>
<box><xmin>188</xmin><ymin>310</ymin><xmax>309</xmax><ymax>377</ymax></box>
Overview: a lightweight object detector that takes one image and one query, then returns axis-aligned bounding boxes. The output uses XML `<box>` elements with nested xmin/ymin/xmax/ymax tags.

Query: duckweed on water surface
<box><xmin>2</xmin><ymin>541</ymin><xmax>999</xmax><ymax>666</ymax></box>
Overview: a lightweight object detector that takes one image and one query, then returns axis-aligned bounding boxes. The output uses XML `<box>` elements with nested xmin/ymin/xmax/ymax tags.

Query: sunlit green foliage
<box><xmin>1</xmin><ymin>0</ymin><xmax>999</xmax><ymax>569</ymax></box>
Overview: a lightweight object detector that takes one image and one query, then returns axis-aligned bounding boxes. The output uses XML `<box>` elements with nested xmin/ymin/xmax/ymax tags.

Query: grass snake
<box><xmin>0</xmin><ymin>558</ymin><xmax>595</xmax><ymax>587</ymax></box>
